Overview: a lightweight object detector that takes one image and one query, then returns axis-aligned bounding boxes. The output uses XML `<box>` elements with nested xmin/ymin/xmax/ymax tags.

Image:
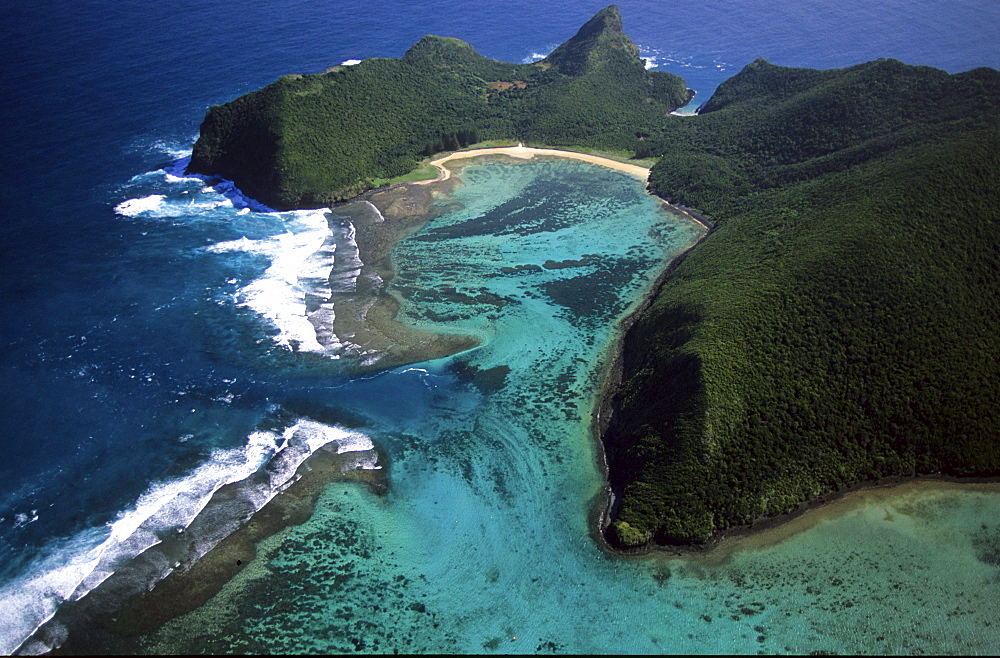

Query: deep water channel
<box><xmin>65</xmin><ymin>157</ymin><xmax>1000</xmax><ymax>654</ymax></box>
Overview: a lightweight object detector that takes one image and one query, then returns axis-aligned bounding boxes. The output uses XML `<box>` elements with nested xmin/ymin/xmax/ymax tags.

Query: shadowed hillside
<box><xmin>605</xmin><ymin>59</ymin><xmax>1000</xmax><ymax>547</ymax></box>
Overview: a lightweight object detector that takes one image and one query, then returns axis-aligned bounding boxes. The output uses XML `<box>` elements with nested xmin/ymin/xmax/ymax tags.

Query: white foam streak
<box><xmin>521</xmin><ymin>51</ymin><xmax>550</xmax><ymax>63</ymax></box>
<box><xmin>0</xmin><ymin>419</ymin><xmax>377</xmax><ymax>655</ymax></box>
<box><xmin>363</xmin><ymin>200</ymin><xmax>385</xmax><ymax>223</ymax></box>
<box><xmin>116</xmin><ymin>164</ymin><xmax>377</xmax><ymax>357</ymax></box>
<box><xmin>164</xmin><ymin>172</ymin><xmax>203</xmax><ymax>184</ymax></box>
<box><xmin>153</xmin><ymin>142</ymin><xmax>194</xmax><ymax>162</ymax></box>
<box><xmin>114</xmin><ymin>193</ymin><xmax>232</xmax><ymax>218</ymax></box>
<box><xmin>238</xmin><ymin>210</ymin><xmax>335</xmax><ymax>353</ymax></box>
<box><xmin>0</xmin><ymin>531</ymin><xmax>104</xmax><ymax>655</ymax></box>
<box><xmin>59</xmin><ymin>433</ymin><xmax>277</xmax><ymax>603</ymax></box>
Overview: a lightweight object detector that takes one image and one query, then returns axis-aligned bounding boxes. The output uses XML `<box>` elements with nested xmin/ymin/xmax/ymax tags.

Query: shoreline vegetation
<box><xmin>185</xmin><ymin>5</ymin><xmax>691</xmax><ymax>211</ymax></box>
<box><xmin>601</xmin><ymin>57</ymin><xmax>1000</xmax><ymax>549</ymax></box>
<box><xmin>184</xmin><ymin>3</ymin><xmax>1000</xmax><ymax>552</ymax></box>
<box><xmin>12</xmin><ymin>5</ymin><xmax>998</xmax><ymax>654</ymax></box>
<box><xmin>625</xmin><ymin>477</ymin><xmax>1000</xmax><ymax>561</ymax></box>
<box><xmin>344</xmin><ymin>146</ymin><xmax>1000</xmax><ymax>564</ymax></box>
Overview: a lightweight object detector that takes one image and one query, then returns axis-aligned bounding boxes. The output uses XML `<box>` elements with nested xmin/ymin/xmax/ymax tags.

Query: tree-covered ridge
<box><xmin>604</xmin><ymin>58</ymin><xmax>1000</xmax><ymax>547</ymax></box>
<box><xmin>186</xmin><ymin>5</ymin><xmax>688</xmax><ymax>209</ymax></box>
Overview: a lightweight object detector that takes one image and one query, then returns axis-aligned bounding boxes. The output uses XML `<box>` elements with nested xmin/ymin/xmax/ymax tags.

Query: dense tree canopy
<box><xmin>606</xmin><ymin>58</ymin><xmax>1000</xmax><ymax>547</ymax></box>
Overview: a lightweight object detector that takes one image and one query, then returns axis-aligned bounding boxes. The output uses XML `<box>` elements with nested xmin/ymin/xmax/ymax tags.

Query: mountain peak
<box><xmin>540</xmin><ymin>5</ymin><xmax>640</xmax><ymax>76</ymax></box>
<box><xmin>580</xmin><ymin>5</ymin><xmax>625</xmax><ymax>36</ymax></box>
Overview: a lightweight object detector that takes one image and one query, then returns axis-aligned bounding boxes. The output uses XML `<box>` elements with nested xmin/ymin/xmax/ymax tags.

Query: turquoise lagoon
<box><xmin>126</xmin><ymin>158</ymin><xmax>998</xmax><ymax>654</ymax></box>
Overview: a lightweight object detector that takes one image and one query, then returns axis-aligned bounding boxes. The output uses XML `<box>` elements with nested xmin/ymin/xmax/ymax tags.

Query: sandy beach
<box><xmin>420</xmin><ymin>145</ymin><xmax>653</xmax><ymax>183</ymax></box>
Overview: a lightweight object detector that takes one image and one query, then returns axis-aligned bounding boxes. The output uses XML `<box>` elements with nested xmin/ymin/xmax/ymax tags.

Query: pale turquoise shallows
<box><xmin>146</xmin><ymin>157</ymin><xmax>999</xmax><ymax>655</ymax></box>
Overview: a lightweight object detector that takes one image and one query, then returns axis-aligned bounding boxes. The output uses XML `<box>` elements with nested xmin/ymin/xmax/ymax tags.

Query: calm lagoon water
<box><xmin>2</xmin><ymin>0</ymin><xmax>998</xmax><ymax>653</ymax></box>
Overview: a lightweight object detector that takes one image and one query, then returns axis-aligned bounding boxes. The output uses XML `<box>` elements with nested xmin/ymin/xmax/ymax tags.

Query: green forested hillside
<box><xmin>186</xmin><ymin>5</ymin><xmax>688</xmax><ymax>209</ymax></box>
<box><xmin>186</xmin><ymin>5</ymin><xmax>1000</xmax><ymax>549</ymax></box>
<box><xmin>604</xmin><ymin>59</ymin><xmax>1000</xmax><ymax>547</ymax></box>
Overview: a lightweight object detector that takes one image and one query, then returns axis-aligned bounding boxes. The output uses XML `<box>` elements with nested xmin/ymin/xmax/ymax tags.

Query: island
<box><xmin>187</xmin><ymin>5</ymin><xmax>1000</xmax><ymax>549</ymax></box>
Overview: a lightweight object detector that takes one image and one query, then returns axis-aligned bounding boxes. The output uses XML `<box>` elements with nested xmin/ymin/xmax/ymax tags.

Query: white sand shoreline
<box><xmin>417</xmin><ymin>145</ymin><xmax>711</xmax><ymax>231</ymax></box>
<box><xmin>420</xmin><ymin>145</ymin><xmax>651</xmax><ymax>182</ymax></box>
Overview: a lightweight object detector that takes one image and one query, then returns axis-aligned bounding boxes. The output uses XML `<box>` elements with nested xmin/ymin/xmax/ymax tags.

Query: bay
<box><xmin>2</xmin><ymin>0</ymin><xmax>998</xmax><ymax>653</ymax></box>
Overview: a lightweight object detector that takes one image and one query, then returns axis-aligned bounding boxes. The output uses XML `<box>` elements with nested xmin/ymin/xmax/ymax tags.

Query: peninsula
<box><xmin>188</xmin><ymin>5</ymin><xmax>1000</xmax><ymax>548</ymax></box>
<box><xmin>186</xmin><ymin>5</ymin><xmax>689</xmax><ymax>210</ymax></box>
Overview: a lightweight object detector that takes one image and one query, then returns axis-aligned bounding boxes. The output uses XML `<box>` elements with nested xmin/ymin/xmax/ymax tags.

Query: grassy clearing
<box><xmin>519</xmin><ymin>142</ymin><xmax>660</xmax><ymax>167</ymax></box>
<box><xmin>372</xmin><ymin>163</ymin><xmax>439</xmax><ymax>187</ymax></box>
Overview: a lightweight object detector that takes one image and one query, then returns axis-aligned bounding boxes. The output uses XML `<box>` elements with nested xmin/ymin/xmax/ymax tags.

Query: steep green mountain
<box><xmin>604</xmin><ymin>59</ymin><xmax>1000</xmax><ymax>547</ymax></box>
<box><xmin>186</xmin><ymin>5</ymin><xmax>688</xmax><ymax>209</ymax></box>
<box><xmin>540</xmin><ymin>4</ymin><xmax>640</xmax><ymax>76</ymax></box>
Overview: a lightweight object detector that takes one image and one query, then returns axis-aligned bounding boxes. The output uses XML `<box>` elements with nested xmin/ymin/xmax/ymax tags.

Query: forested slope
<box><xmin>185</xmin><ymin>5</ymin><xmax>1000</xmax><ymax>549</ymax></box>
<box><xmin>604</xmin><ymin>59</ymin><xmax>1000</xmax><ymax>547</ymax></box>
<box><xmin>186</xmin><ymin>5</ymin><xmax>688</xmax><ymax>209</ymax></box>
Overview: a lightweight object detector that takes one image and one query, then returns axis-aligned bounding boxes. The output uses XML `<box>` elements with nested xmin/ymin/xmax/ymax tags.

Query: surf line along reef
<box><xmin>186</xmin><ymin>3</ymin><xmax>1000</xmax><ymax>549</ymax></box>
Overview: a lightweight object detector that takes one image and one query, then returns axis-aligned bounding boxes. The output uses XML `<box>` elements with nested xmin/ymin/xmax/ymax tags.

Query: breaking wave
<box><xmin>114</xmin><ymin>157</ymin><xmax>378</xmax><ymax>358</ymax></box>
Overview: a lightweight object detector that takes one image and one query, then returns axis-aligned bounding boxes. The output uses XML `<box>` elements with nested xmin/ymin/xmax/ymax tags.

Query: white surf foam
<box><xmin>363</xmin><ymin>200</ymin><xmax>385</xmax><ymax>223</ymax></box>
<box><xmin>151</xmin><ymin>141</ymin><xmax>194</xmax><ymax>162</ymax></box>
<box><xmin>0</xmin><ymin>418</ymin><xmax>377</xmax><ymax>655</ymax></box>
<box><xmin>209</xmin><ymin>209</ymin><xmax>340</xmax><ymax>353</ymax></box>
<box><xmin>117</xmin><ymin>164</ymin><xmax>373</xmax><ymax>357</ymax></box>
<box><xmin>114</xmin><ymin>191</ymin><xmax>233</xmax><ymax>219</ymax></box>
<box><xmin>164</xmin><ymin>172</ymin><xmax>203</xmax><ymax>184</ymax></box>
<box><xmin>521</xmin><ymin>46</ymin><xmax>556</xmax><ymax>64</ymax></box>
<box><xmin>114</xmin><ymin>194</ymin><xmax>167</xmax><ymax>217</ymax></box>
<box><xmin>207</xmin><ymin>208</ymin><xmax>377</xmax><ymax>356</ymax></box>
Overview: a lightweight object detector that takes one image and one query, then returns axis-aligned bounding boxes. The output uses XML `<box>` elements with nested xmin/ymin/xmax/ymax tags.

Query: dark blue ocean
<box><xmin>2</xmin><ymin>0</ymin><xmax>999</xmax><ymax>653</ymax></box>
